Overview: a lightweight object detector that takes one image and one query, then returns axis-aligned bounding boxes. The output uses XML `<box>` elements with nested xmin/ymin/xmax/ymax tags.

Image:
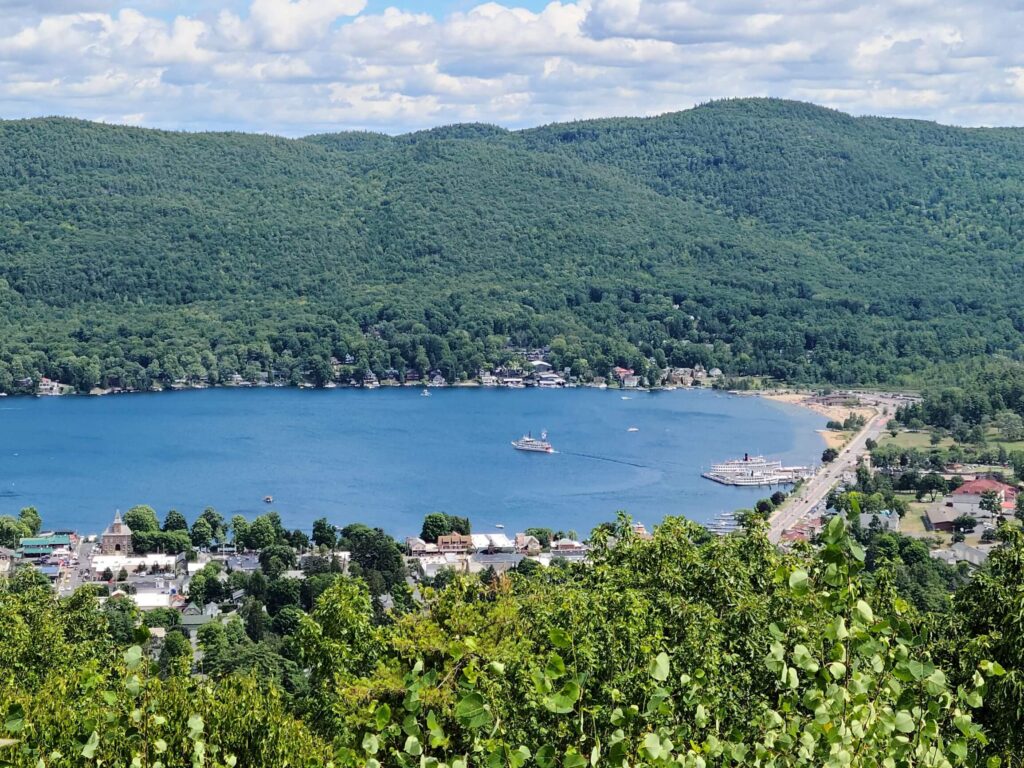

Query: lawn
<box><xmin>877</xmin><ymin>430</ymin><xmax>954</xmax><ymax>451</ymax></box>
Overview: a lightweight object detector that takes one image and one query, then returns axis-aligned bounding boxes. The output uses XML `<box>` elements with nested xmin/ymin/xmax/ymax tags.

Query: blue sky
<box><xmin>1</xmin><ymin>0</ymin><xmax>1022</xmax><ymax>135</ymax></box>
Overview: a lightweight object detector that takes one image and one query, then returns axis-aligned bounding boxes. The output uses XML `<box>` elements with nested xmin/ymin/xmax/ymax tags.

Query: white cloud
<box><xmin>0</xmin><ymin>0</ymin><xmax>1022</xmax><ymax>133</ymax></box>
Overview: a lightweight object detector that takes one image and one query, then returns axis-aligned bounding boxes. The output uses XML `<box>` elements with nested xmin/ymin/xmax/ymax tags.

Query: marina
<box><xmin>702</xmin><ymin>453</ymin><xmax>814</xmax><ymax>487</ymax></box>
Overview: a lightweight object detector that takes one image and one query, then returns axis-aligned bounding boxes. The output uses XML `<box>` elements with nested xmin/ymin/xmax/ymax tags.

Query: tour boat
<box><xmin>512</xmin><ymin>431</ymin><xmax>555</xmax><ymax>454</ymax></box>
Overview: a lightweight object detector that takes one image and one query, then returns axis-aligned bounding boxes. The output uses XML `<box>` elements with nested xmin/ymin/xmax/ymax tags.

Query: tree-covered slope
<box><xmin>1</xmin><ymin>99</ymin><xmax>1023</xmax><ymax>392</ymax></box>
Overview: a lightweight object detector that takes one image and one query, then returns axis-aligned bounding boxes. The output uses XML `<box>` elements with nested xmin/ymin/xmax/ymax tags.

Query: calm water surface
<box><xmin>0</xmin><ymin>387</ymin><xmax>825</xmax><ymax>536</ymax></box>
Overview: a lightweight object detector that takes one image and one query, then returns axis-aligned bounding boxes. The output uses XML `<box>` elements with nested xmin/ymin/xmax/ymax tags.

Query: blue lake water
<box><xmin>0</xmin><ymin>387</ymin><xmax>826</xmax><ymax>537</ymax></box>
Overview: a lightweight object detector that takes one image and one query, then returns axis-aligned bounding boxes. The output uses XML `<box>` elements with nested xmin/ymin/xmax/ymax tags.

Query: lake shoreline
<box><xmin>0</xmin><ymin>387</ymin><xmax>827</xmax><ymax>536</ymax></box>
<box><xmin>750</xmin><ymin>390</ymin><xmax>879</xmax><ymax>450</ymax></box>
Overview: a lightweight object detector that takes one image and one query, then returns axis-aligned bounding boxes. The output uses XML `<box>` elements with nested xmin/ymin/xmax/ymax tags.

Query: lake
<box><xmin>0</xmin><ymin>387</ymin><xmax>826</xmax><ymax>537</ymax></box>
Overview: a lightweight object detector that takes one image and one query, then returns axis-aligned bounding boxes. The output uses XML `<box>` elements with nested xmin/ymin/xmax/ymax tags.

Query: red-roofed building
<box><xmin>943</xmin><ymin>477</ymin><xmax>1018</xmax><ymax>519</ymax></box>
<box><xmin>611</xmin><ymin>367</ymin><xmax>634</xmax><ymax>383</ymax></box>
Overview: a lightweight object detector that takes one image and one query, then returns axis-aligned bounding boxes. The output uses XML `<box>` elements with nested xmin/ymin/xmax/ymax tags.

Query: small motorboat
<box><xmin>263</xmin><ymin>495</ymin><xmax>273</xmax><ymax>504</ymax></box>
<box><xmin>421</xmin><ymin>388</ymin><xmax>431</xmax><ymax>397</ymax></box>
<box><xmin>627</xmin><ymin>427</ymin><xmax>639</xmax><ymax>432</ymax></box>
<box><xmin>494</xmin><ymin>524</ymin><xmax>505</xmax><ymax>529</ymax></box>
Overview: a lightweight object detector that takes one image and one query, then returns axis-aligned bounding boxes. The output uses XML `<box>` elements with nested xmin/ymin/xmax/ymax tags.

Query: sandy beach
<box><xmin>758</xmin><ymin>391</ymin><xmax>878</xmax><ymax>450</ymax></box>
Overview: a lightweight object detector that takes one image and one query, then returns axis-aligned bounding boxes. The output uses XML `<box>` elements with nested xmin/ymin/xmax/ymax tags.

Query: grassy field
<box><xmin>983</xmin><ymin>428</ymin><xmax>1024</xmax><ymax>453</ymax></box>
<box><xmin>877</xmin><ymin>430</ymin><xmax>955</xmax><ymax>450</ymax></box>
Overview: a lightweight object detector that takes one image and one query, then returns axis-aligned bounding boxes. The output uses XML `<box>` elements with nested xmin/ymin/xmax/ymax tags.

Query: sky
<box><xmin>1</xmin><ymin>0</ymin><xmax>1023</xmax><ymax>135</ymax></box>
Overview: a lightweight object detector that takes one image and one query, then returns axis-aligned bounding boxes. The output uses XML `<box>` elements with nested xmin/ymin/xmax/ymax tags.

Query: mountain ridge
<box><xmin>0</xmin><ymin>98</ymin><xmax>1022</xmax><ymax>392</ymax></box>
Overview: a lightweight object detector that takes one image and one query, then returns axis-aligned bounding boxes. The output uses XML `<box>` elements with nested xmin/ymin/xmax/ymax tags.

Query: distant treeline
<box><xmin>3</xmin><ymin>98</ymin><xmax>1024</xmax><ymax>392</ymax></box>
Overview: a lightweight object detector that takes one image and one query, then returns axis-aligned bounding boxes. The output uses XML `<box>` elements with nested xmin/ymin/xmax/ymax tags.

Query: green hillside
<box><xmin>2</xmin><ymin>98</ymin><xmax>1023</xmax><ymax>392</ymax></box>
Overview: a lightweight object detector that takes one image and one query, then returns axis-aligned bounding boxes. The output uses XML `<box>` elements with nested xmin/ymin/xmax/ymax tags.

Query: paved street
<box><xmin>58</xmin><ymin>538</ymin><xmax>96</xmax><ymax>596</ymax></box>
<box><xmin>767</xmin><ymin>397</ymin><xmax>901</xmax><ymax>543</ymax></box>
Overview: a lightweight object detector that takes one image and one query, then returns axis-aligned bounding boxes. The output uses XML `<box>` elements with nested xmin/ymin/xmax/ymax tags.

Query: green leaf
<box><xmin>124</xmin><ymin>645</ymin><xmax>143</xmax><ymax>671</ymax></box>
<box><xmin>824</xmin><ymin>515</ymin><xmax>845</xmax><ymax>544</ymax></box>
<box><xmin>455</xmin><ymin>693</ymin><xmax>492</xmax><ymax>729</ymax></box>
<box><xmin>848</xmin><ymin>540</ymin><xmax>866</xmax><ymax>562</ymax></box>
<box><xmin>362</xmin><ymin>733</ymin><xmax>379</xmax><ymax>755</ymax></box>
<box><xmin>510</xmin><ymin>745</ymin><xmax>531</xmax><ymax>768</ymax></box>
<box><xmin>854</xmin><ymin>600</ymin><xmax>874</xmax><ymax>626</ymax></box>
<box><xmin>535</xmin><ymin>746</ymin><xmax>557</xmax><ymax>768</ymax></box>
<box><xmin>893</xmin><ymin>711</ymin><xmax>915</xmax><ymax>733</ymax></box>
<box><xmin>650</xmin><ymin>651</ymin><xmax>670</xmax><ymax>682</ymax></box>
<box><xmin>404</xmin><ymin>736</ymin><xmax>422</xmax><ymax>756</ymax></box>
<box><xmin>642</xmin><ymin>733</ymin><xmax>662</xmax><ymax>760</ymax></box>
<box><xmin>789</xmin><ymin>569</ymin><xmax>809</xmax><ymax>595</ymax></box>
<box><xmin>154</xmin><ymin>739</ymin><xmax>167</xmax><ymax>754</ymax></box>
<box><xmin>187</xmin><ymin>714</ymin><xmax>204</xmax><ymax>737</ymax></box>
<box><xmin>548</xmin><ymin>628</ymin><xmax>571</xmax><ymax>649</ymax></box>
<box><xmin>544</xmin><ymin>681</ymin><xmax>581</xmax><ymax>714</ymax></box>
<box><xmin>4</xmin><ymin>704</ymin><xmax>25</xmax><ymax>734</ymax></box>
<box><xmin>80</xmin><ymin>731</ymin><xmax>100</xmax><ymax>759</ymax></box>
<box><xmin>545</xmin><ymin>653</ymin><xmax>566</xmax><ymax>679</ymax></box>
<box><xmin>374</xmin><ymin>703</ymin><xmax>391</xmax><ymax>731</ymax></box>
<box><xmin>563</xmin><ymin>750</ymin><xmax>587</xmax><ymax>768</ymax></box>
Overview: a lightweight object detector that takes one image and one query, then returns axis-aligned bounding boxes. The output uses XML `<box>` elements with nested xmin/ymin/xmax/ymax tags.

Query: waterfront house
<box><xmin>611</xmin><ymin>367</ymin><xmax>634</xmax><ymax>383</ymax></box>
<box><xmin>36</xmin><ymin>377</ymin><xmax>66</xmax><ymax>396</ymax></box>
<box><xmin>631</xmin><ymin>523</ymin><xmax>654</xmax><ymax>540</ymax></box>
<box><xmin>362</xmin><ymin>370</ymin><xmax>380</xmax><ymax>389</ymax></box>
<box><xmin>551</xmin><ymin>538</ymin><xmax>587</xmax><ymax>555</ymax></box>
<box><xmin>437</xmin><ymin>533</ymin><xmax>473</xmax><ymax>553</ymax></box>
<box><xmin>529</xmin><ymin>360</ymin><xmax>553</xmax><ymax>373</ymax></box>
<box><xmin>536</xmin><ymin>372</ymin><xmax>566</xmax><ymax>388</ymax></box>
<box><xmin>514</xmin><ymin>533</ymin><xmax>542</xmax><ymax>555</ymax></box>
<box><xmin>479</xmin><ymin>371</ymin><xmax>499</xmax><ymax>386</ymax></box>
<box><xmin>622</xmin><ymin>375</ymin><xmax>640</xmax><ymax>389</ymax></box>
<box><xmin>406</xmin><ymin>537</ymin><xmax>439</xmax><ymax>555</ymax></box>
<box><xmin>429</xmin><ymin>373</ymin><xmax>447</xmax><ymax>387</ymax></box>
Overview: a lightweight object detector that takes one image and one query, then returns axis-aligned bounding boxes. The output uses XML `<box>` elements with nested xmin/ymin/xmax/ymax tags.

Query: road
<box><xmin>767</xmin><ymin>397</ymin><xmax>898</xmax><ymax>543</ymax></box>
<box><xmin>58</xmin><ymin>538</ymin><xmax>96</xmax><ymax>596</ymax></box>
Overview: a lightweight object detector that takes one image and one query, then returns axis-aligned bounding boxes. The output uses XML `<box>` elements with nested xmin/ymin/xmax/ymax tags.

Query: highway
<box><xmin>767</xmin><ymin>397</ymin><xmax>898</xmax><ymax>543</ymax></box>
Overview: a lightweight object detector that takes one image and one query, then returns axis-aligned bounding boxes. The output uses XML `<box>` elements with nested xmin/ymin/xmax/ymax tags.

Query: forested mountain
<box><xmin>2</xmin><ymin>98</ymin><xmax>1024</xmax><ymax>392</ymax></box>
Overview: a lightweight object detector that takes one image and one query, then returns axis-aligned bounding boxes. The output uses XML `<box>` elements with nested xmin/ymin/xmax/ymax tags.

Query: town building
<box><xmin>930</xmin><ymin>542</ymin><xmax>997</xmax><ymax>568</ymax></box>
<box><xmin>0</xmin><ymin>546</ymin><xmax>15</xmax><ymax>574</ymax></box>
<box><xmin>100</xmin><ymin>511</ymin><xmax>134</xmax><ymax>555</ymax></box>
<box><xmin>514</xmin><ymin>533</ymin><xmax>542</xmax><ymax>555</ymax></box>
<box><xmin>18</xmin><ymin>533</ymin><xmax>73</xmax><ymax>560</ymax></box>
<box><xmin>551</xmin><ymin>538</ymin><xmax>587</xmax><ymax>556</ymax></box>
<box><xmin>437</xmin><ymin>533</ymin><xmax>473</xmax><ymax>553</ymax></box>
<box><xmin>944</xmin><ymin>477</ymin><xmax>1017</xmax><ymax>517</ymax></box>
<box><xmin>470</xmin><ymin>533</ymin><xmax>514</xmax><ymax>551</ymax></box>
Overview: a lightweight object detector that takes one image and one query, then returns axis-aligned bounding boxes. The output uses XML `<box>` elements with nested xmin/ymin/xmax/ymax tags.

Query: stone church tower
<box><xmin>100</xmin><ymin>510</ymin><xmax>133</xmax><ymax>555</ymax></box>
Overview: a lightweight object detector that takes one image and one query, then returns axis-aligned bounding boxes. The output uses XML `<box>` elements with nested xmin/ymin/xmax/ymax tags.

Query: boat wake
<box><xmin>558</xmin><ymin>450</ymin><xmax>649</xmax><ymax>469</ymax></box>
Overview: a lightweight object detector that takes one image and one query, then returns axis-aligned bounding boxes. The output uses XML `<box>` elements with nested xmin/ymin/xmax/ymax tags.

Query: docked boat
<box><xmin>512</xmin><ymin>431</ymin><xmax>555</xmax><ymax>454</ymax></box>
<box><xmin>702</xmin><ymin>453</ymin><xmax>812</xmax><ymax>487</ymax></box>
